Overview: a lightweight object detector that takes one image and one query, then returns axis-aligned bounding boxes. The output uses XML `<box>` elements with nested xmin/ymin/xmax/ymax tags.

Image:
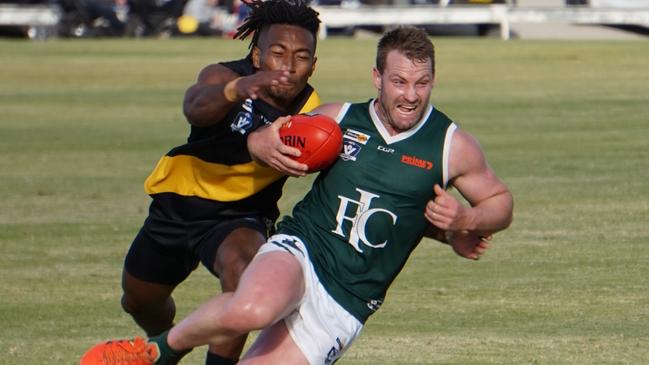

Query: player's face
<box><xmin>255</xmin><ymin>24</ymin><xmax>317</xmax><ymax>103</ymax></box>
<box><xmin>373</xmin><ymin>50</ymin><xmax>434</xmax><ymax>135</ymax></box>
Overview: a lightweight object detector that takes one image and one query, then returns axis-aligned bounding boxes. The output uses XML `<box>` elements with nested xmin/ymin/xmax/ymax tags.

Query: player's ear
<box><xmin>372</xmin><ymin>67</ymin><xmax>382</xmax><ymax>91</ymax></box>
<box><xmin>252</xmin><ymin>46</ymin><xmax>261</xmax><ymax>69</ymax></box>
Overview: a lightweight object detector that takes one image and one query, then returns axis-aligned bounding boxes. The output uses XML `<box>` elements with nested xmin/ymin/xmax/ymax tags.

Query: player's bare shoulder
<box><xmin>448</xmin><ymin>128</ymin><xmax>489</xmax><ymax>178</ymax></box>
<box><xmin>196</xmin><ymin>63</ymin><xmax>240</xmax><ymax>84</ymax></box>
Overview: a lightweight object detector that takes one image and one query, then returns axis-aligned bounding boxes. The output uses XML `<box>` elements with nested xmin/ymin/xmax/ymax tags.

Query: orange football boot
<box><xmin>80</xmin><ymin>337</ymin><xmax>160</xmax><ymax>365</ymax></box>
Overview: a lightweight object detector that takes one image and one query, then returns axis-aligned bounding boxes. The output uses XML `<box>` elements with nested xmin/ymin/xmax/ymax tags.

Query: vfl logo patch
<box><xmin>340</xmin><ymin>140</ymin><xmax>361</xmax><ymax>161</ymax></box>
<box><xmin>340</xmin><ymin>129</ymin><xmax>368</xmax><ymax>161</ymax></box>
<box><xmin>401</xmin><ymin>154</ymin><xmax>433</xmax><ymax>170</ymax></box>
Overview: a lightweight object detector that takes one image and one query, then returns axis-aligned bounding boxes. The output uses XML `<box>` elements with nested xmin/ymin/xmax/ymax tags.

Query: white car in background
<box><xmin>567</xmin><ymin>0</ymin><xmax>649</xmax><ymax>7</ymax></box>
<box><xmin>591</xmin><ymin>0</ymin><xmax>649</xmax><ymax>6</ymax></box>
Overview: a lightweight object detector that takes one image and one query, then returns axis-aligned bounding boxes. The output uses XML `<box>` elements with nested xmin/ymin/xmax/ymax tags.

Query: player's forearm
<box><xmin>467</xmin><ymin>190</ymin><xmax>513</xmax><ymax>236</ymax></box>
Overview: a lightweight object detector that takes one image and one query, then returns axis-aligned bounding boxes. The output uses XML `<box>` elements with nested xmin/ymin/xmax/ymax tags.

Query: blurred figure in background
<box><xmin>58</xmin><ymin>0</ymin><xmax>127</xmax><ymax>37</ymax></box>
<box><xmin>128</xmin><ymin>0</ymin><xmax>187</xmax><ymax>36</ymax></box>
<box><xmin>178</xmin><ymin>0</ymin><xmax>249</xmax><ymax>36</ymax></box>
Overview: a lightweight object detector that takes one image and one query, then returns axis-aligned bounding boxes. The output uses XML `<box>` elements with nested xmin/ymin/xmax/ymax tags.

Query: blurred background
<box><xmin>1</xmin><ymin>0</ymin><xmax>648</xmax><ymax>40</ymax></box>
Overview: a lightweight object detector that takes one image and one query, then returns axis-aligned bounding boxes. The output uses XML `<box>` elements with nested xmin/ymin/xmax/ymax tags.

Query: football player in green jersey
<box><xmin>81</xmin><ymin>26</ymin><xmax>513</xmax><ymax>365</ymax></box>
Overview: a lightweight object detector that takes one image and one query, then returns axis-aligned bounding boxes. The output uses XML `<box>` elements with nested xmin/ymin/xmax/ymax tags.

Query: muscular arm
<box><xmin>183</xmin><ymin>64</ymin><xmax>291</xmax><ymax>127</ymax></box>
<box><xmin>425</xmin><ymin>129</ymin><xmax>513</xmax><ymax>237</ymax></box>
<box><xmin>183</xmin><ymin>64</ymin><xmax>240</xmax><ymax>127</ymax></box>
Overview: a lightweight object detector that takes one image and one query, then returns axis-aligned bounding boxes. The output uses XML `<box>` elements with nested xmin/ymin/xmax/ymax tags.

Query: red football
<box><xmin>279</xmin><ymin>114</ymin><xmax>343</xmax><ymax>173</ymax></box>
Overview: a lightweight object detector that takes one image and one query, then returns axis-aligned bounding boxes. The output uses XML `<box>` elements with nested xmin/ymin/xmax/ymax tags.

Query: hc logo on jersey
<box><xmin>331</xmin><ymin>188</ymin><xmax>397</xmax><ymax>253</ymax></box>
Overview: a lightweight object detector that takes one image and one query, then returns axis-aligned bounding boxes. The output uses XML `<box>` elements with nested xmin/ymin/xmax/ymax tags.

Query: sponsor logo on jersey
<box><xmin>332</xmin><ymin>188</ymin><xmax>397</xmax><ymax>253</ymax></box>
<box><xmin>324</xmin><ymin>338</ymin><xmax>344</xmax><ymax>365</ymax></box>
<box><xmin>377</xmin><ymin>145</ymin><xmax>395</xmax><ymax>154</ymax></box>
<box><xmin>343</xmin><ymin>129</ymin><xmax>370</xmax><ymax>145</ymax></box>
<box><xmin>401</xmin><ymin>154</ymin><xmax>433</xmax><ymax>170</ymax></box>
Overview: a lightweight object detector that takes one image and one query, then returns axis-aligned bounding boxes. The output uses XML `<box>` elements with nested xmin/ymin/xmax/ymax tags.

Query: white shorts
<box><xmin>257</xmin><ymin>234</ymin><xmax>363</xmax><ymax>365</ymax></box>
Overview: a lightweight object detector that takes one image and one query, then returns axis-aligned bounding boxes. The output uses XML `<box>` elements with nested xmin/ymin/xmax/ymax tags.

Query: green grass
<box><xmin>1</xmin><ymin>36</ymin><xmax>648</xmax><ymax>364</ymax></box>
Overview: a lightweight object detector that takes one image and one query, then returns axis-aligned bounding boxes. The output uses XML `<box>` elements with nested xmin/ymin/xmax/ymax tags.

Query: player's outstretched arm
<box><xmin>425</xmin><ymin>129</ymin><xmax>513</xmax><ymax>237</ymax></box>
<box><xmin>183</xmin><ymin>64</ymin><xmax>291</xmax><ymax>127</ymax></box>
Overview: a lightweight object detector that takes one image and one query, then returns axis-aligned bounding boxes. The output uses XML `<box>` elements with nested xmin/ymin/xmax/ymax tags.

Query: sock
<box><xmin>205</xmin><ymin>351</ymin><xmax>238</xmax><ymax>365</ymax></box>
<box><xmin>149</xmin><ymin>330</ymin><xmax>192</xmax><ymax>365</ymax></box>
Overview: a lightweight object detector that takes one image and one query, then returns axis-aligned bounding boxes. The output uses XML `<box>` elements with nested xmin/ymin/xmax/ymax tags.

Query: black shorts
<box><xmin>124</xmin><ymin>196</ymin><xmax>273</xmax><ymax>286</ymax></box>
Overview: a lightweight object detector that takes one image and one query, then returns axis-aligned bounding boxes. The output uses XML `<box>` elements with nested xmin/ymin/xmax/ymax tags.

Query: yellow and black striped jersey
<box><xmin>144</xmin><ymin>57</ymin><xmax>321</xmax><ymax>222</ymax></box>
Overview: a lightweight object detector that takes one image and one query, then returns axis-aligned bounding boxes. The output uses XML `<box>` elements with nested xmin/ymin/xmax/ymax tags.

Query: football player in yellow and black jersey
<box><xmin>119</xmin><ymin>1</ymin><xmax>321</xmax><ymax>365</ymax></box>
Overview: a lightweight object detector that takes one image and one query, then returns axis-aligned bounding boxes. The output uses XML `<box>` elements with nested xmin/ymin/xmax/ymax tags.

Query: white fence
<box><xmin>2</xmin><ymin>3</ymin><xmax>649</xmax><ymax>39</ymax></box>
<box><xmin>314</xmin><ymin>4</ymin><xmax>649</xmax><ymax>39</ymax></box>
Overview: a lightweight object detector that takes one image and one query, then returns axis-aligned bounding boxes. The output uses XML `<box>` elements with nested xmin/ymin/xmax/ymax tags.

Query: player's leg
<box><xmin>167</xmin><ymin>248</ymin><xmax>305</xmax><ymax>352</ymax></box>
<box><xmin>239</xmin><ymin>320</ymin><xmax>309</xmax><ymax>365</ymax></box>
<box><xmin>121</xmin><ymin>228</ymin><xmax>197</xmax><ymax>337</ymax></box>
<box><xmin>199</xmin><ymin>219</ymin><xmax>270</xmax><ymax>365</ymax></box>
<box><xmin>240</xmin><ymin>235</ymin><xmax>365</xmax><ymax>365</ymax></box>
<box><xmin>121</xmin><ymin>270</ymin><xmax>176</xmax><ymax>336</ymax></box>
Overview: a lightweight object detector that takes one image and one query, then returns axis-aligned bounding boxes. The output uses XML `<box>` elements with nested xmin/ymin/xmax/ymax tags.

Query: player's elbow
<box><xmin>500</xmin><ymin>191</ymin><xmax>514</xmax><ymax>230</ymax></box>
<box><xmin>183</xmin><ymin>88</ymin><xmax>218</xmax><ymax>127</ymax></box>
<box><xmin>183</xmin><ymin>100</ymin><xmax>207</xmax><ymax>127</ymax></box>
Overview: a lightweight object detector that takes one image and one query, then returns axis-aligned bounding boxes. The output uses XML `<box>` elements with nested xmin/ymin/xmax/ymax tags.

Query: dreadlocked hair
<box><xmin>234</xmin><ymin>0</ymin><xmax>321</xmax><ymax>50</ymax></box>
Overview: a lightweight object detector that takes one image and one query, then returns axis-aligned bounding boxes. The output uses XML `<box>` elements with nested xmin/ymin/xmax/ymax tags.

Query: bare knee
<box><xmin>215</xmin><ymin>229</ymin><xmax>265</xmax><ymax>292</ymax></box>
<box><xmin>219</xmin><ymin>298</ymin><xmax>277</xmax><ymax>334</ymax></box>
<box><xmin>121</xmin><ymin>271</ymin><xmax>175</xmax><ymax>315</ymax></box>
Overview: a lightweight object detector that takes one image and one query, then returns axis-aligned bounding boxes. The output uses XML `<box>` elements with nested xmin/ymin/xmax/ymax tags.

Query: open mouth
<box><xmin>397</xmin><ymin>104</ymin><xmax>417</xmax><ymax>114</ymax></box>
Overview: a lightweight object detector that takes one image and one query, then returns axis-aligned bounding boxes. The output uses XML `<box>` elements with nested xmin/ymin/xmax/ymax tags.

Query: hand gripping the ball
<box><xmin>247</xmin><ymin>116</ymin><xmax>309</xmax><ymax>177</ymax></box>
<box><xmin>278</xmin><ymin>114</ymin><xmax>343</xmax><ymax>173</ymax></box>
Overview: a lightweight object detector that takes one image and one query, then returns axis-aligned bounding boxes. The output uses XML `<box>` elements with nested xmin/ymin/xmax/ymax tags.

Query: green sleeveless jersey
<box><xmin>278</xmin><ymin>99</ymin><xmax>457</xmax><ymax>323</ymax></box>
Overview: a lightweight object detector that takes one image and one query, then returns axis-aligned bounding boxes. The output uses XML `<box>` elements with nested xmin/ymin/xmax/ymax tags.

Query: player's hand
<box><xmin>237</xmin><ymin>70</ymin><xmax>291</xmax><ymax>100</ymax></box>
<box><xmin>425</xmin><ymin>184</ymin><xmax>475</xmax><ymax>231</ymax></box>
<box><xmin>447</xmin><ymin>230</ymin><xmax>492</xmax><ymax>260</ymax></box>
<box><xmin>247</xmin><ymin>116</ymin><xmax>309</xmax><ymax>177</ymax></box>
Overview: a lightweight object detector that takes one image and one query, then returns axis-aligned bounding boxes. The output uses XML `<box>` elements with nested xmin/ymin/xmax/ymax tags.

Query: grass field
<box><xmin>1</xmin><ymin>36</ymin><xmax>648</xmax><ymax>364</ymax></box>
